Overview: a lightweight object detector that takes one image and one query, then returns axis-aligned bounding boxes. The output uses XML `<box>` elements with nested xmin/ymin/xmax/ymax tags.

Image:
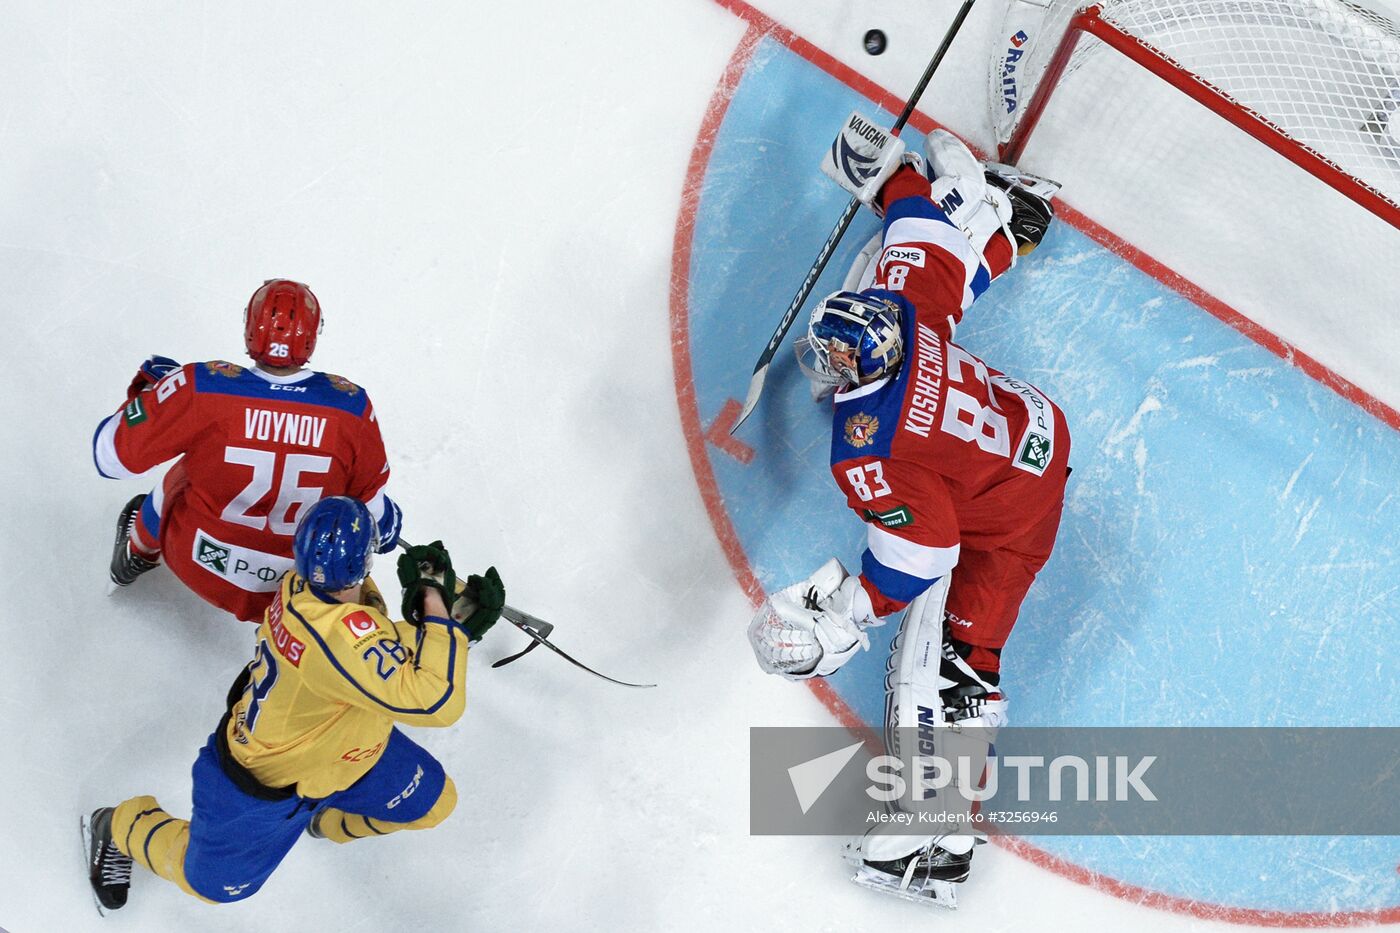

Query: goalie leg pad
<box><xmin>923</xmin><ymin>128</ymin><xmax>982</xmax><ymax>183</ymax></box>
<box><xmin>920</xmin><ymin>130</ymin><xmax>1017</xmax><ymax>262</ymax></box>
<box><xmin>927</xmin><ymin>175</ymin><xmax>1015</xmax><ymax>261</ymax></box>
<box><xmin>841</xmin><ymin>232</ymin><xmax>885</xmax><ymax>294</ymax></box>
<box><xmin>882</xmin><ymin>577</ymin><xmax>952</xmax><ymax>755</ymax></box>
<box><xmin>940</xmin><ymin>630</ymin><xmax>1010</xmax><ymax>727</ymax></box>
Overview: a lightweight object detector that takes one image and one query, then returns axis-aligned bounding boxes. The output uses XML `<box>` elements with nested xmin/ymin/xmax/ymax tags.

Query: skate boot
<box><xmin>984</xmin><ymin>162</ymin><xmax>1060</xmax><ymax>255</ymax></box>
<box><xmin>110</xmin><ymin>495</ymin><xmax>159</xmax><ymax>587</ymax></box>
<box><xmin>85</xmin><ymin>807</ymin><xmax>133</xmax><ymax>912</ymax></box>
<box><xmin>843</xmin><ymin>831</ymin><xmax>978</xmax><ymax>909</ymax></box>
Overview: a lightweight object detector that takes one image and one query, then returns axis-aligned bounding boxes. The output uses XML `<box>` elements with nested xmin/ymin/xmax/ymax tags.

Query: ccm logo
<box><xmin>269</xmin><ymin>384</ymin><xmax>308</xmax><ymax>393</ymax></box>
<box><xmin>884</xmin><ymin>247</ymin><xmax>926</xmax><ymax>267</ymax></box>
<box><xmin>341</xmin><ymin>742</ymin><xmax>383</xmax><ymax>763</ymax></box>
<box><xmin>387</xmin><ymin>765</ymin><xmax>426</xmax><ymax>809</ymax></box>
<box><xmin>341</xmin><ymin>611</ymin><xmax>379</xmax><ymax>639</ymax></box>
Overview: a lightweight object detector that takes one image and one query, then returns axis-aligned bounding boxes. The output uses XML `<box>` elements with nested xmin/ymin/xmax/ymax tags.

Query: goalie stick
<box><xmin>729</xmin><ymin>0</ymin><xmax>979</xmax><ymax>434</ymax></box>
<box><xmin>397</xmin><ymin>539</ymin><xmax>656</xmax><ymax>689</ymax></box>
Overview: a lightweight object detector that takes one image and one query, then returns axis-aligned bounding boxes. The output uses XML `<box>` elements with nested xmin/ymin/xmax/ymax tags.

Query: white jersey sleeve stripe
<box><xmin>866</xmin><ymin>523</ymin><xmax>960</xmax><ymax>580</ymax></box>
<box><xmin>883</xmin><ymin>216</ymin><xmax>982</xmax><ymax>309</ymax></box>
<box><xmin>885</xmin><ymin>216</ymin><xmax>977</xmax><ymax>265</ymax></box>
<box><xmin>92</xmin><ymin>412</ymin><xmax>140</xmax><ymax>480</ymax></box>
<box><xmin>366</xmin><ymin>487</ymin><xmax>389</xmax><ymax>521</ymax></box>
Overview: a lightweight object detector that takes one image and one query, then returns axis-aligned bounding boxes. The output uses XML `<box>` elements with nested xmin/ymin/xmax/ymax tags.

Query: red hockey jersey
<box><xmin>93</xmin><ymin>361</ymin><xmax>394</xmax><ymax>610</ymax></box>
<box><xmin>830</xmin><ymin>168</ymin><xmax>1071</xmax><ymax>618</ymax></box>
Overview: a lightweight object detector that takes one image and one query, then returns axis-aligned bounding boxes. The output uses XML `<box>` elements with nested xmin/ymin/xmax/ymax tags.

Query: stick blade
<box><xmin>731</xmin><ymin>364</ymin><xmax>769</xmax><ymax>435</ymax></box>
<box><xmin>500</xmin><ymin>606</ymin><xmax>656</xmax><ymax>688</ymax></box>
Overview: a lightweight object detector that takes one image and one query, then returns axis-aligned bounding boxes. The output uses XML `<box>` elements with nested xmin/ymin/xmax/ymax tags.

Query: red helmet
<box><xmin>244</xmin><ymin>279</ymin><xmax>323</xmax><ymax>367</ymax></box>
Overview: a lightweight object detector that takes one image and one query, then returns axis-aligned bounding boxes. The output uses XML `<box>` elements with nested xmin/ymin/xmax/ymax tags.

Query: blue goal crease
<box><xmin>682</xmin><ymin>35</ymin><xmax>1400</xmax><ymax>915</ymax></box>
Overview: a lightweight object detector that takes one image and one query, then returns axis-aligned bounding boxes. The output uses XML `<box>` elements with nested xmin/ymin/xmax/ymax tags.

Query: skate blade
<box><xmin>849</xmin><ymin>865</ymin><xmax>959</xmax><ymax>909</ymax></box>
<box><xmin>79</xmin><ymin>813</ymin><xmax>106</xmax><ymax>918</ymax></box>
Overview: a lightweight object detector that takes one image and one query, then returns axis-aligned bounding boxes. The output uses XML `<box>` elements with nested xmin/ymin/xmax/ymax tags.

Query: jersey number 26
<box><xmin>220</xmin><ymin>446</ymin><xmax>332</xmax><ymax>535</ymax></box>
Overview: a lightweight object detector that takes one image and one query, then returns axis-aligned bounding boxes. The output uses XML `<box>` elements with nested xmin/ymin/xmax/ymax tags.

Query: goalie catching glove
<box><xmin>396</xmin><ymin>541</ymin><xmax>505</xmax><ymax>642</ymax></box>
<box><xmin>748</xmin><ymin>558</ymin><xmax>882</xmax><ymax>680</ymax></box>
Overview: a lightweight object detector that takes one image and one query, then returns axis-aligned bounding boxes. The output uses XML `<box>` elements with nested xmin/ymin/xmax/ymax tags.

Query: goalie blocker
<box><xmin>821</xmin><ymin>111</ymin><xmax>921</xmax><ymax>211</ymax></box>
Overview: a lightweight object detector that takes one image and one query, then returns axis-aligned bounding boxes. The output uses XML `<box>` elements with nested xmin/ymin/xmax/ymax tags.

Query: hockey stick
<box><xmin>492</xmin><ymin>604</ymin><xmax>656</xmax><ymax>688</ymax></box>
<box><xmin>396</xmin><ymin>539</ymin><xmax>657</xmax><ymax>689</ymax></box>
<box><xmin>729</xmin><ymin>0</ymin><xmax>979</xmax><ymax>435</ymax></box>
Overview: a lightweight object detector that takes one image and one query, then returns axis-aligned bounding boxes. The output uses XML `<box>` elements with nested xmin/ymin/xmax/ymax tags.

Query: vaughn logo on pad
<box><xmin>822</xmin><ymin>111</ymin><xmax>897</xmax><ymax>191</ymax></box>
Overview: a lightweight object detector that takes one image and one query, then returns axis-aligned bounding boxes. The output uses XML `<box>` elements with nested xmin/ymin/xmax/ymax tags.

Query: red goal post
<box><xmin>997</xmin><ymin>0</ymin><xmax>1400</xmax><ymax>232</ymax></box>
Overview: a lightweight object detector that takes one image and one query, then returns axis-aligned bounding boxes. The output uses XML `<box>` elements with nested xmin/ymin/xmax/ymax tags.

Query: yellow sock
<box><xmin>111</xmin><ymin>795</ymin><xmax>209</xmax><ymax>902</ymax></box>
<box><xmin>313</xmin><ymin>777</ymin><xmax>457</xmax><ymax>844</ymax></box>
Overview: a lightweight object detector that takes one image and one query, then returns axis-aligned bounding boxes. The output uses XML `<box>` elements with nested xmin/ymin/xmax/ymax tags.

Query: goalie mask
<box><xmin>797</xmin><ymin>291</ymin><xmax>904</xmax><ymax>390</ymax></box>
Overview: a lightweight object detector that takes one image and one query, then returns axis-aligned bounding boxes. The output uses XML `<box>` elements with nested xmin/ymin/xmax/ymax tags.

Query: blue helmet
<box><xmin>799</xmin><ymin>291</ymin><xmax>904</xmax><ymax>389</ymax></box>
<box><xmin>293</xmin><ymin>496</ymin><xmax>378</xmax><ymax>592</ymax></box>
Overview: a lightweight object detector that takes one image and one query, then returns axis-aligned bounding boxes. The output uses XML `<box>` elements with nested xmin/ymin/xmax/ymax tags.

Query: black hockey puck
<box><xmin>863</xmin><ymin>29</ymin><xmax>887</xmax><ymax>56</ymax></box>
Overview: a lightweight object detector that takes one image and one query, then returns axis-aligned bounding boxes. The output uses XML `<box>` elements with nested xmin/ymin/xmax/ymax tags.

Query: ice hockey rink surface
<box><xmin>2</xmin><ymin>1</ymin><xmax>1396</xmax><ymax>930</ymax></box>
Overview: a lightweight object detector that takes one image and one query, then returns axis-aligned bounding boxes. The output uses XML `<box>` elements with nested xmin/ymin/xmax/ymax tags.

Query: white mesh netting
<box><xmin>988</xmin><ymin>0</ymin><xmax>1400</xmax><ymax>413</ymax></box>
<box><xmin>995</xmin><ymin>0</ymin><xmax>1400</xmax><ymax>208</ymax></box>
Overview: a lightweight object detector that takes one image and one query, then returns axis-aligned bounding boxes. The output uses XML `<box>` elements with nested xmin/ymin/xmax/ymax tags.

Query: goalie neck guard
<box><xmin>798</xmin><ymin>290</ymin><xmax>904</xmax><ymax>389</ymax></box>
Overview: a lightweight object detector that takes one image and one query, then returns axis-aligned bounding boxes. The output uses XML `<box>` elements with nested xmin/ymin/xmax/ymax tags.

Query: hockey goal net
<box><xmin>995</xmin><ymin>0</ymin><xmax>1400</xmax><ymax>223</ymax></box>
<box><xmin>989</xmin><ymin>0</ymin><xmax>1400</xmax><ymax>410</ymax></box>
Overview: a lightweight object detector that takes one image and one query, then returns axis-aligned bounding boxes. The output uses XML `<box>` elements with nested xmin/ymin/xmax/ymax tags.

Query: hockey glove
<box><xmin>748</xmin><ymin>558</ymin><xmax>878</xmax><ymax>680</ymax></box>
<box><xmin>125</xmin><ymin>355</ymin><xmax>181</xmax><ymax>403</ymax></box>
<box><xmin>819</xmin><ymin>110</ymin><xmax>921</xmax><ymax>215</ymax></box>
<box><xmin>374</xmin><ymin>496</ymin><xmax>404</xmax><ymax>553</ymax></box>
<box><xmin>396</xmin><ymin>540</ymin><xmax>457</xmax><ymax>625</ymax></box>
<box><xmin>450</xmin><ymin>566</ymin><xmax>505</xmax><ymax>643</ymax></box>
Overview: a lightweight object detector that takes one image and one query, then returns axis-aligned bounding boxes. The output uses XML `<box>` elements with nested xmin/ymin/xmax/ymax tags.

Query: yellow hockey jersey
<box><xmin>224</xmin><ymin>572</ymin><xmax>469</xmax><ymax>799</ymax></box>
